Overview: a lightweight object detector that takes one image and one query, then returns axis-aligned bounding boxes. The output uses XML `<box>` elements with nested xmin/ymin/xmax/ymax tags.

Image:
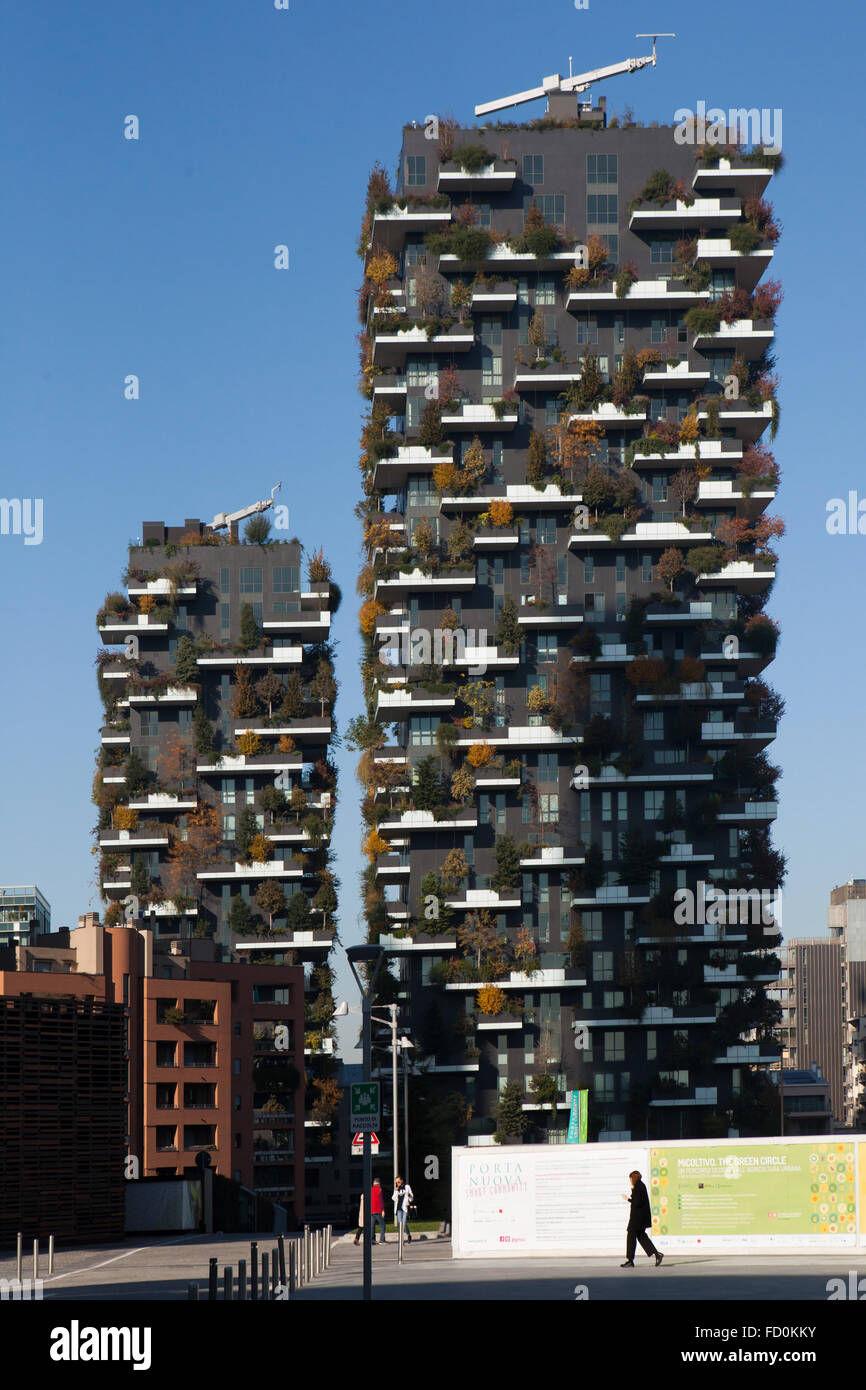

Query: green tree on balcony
<box><xmin>130</xmin><ymin>857</ymin><xmax>150</xmax><ymax>899</ymax></box>
<box><xmin>286</xmin><ymin>890</ymin><xmax>314</xmax><ymax>934</ymax></box>
<box><xmin>440</xmin><ymin>848</ymin><xmax>469</xmax><ymax>893</ymax></box>
<box><xmin>494</xmin><ymin>594</ymin><xmax>521</xmax><ymax>655</ymax></box>
<box><xmin>237</xmin><ymin>602</ymin><xmax>261</xmax><ymax>653</ymax></box>
<box><xmin>173</xmin><ymin>634</ymin><xmax>199</xmax><ymax>685</ymax></box>
<box><xmin>413</xmin><ymin>755</ymin><xmax>444</xmax><ymax>810</ymax></box>
<box><xmin>260</xmin><ymin>785</ymin><xmax>288</xmax><ymax>826</ymax></box>
<box><xmin>124</xmin><ymin>748</ymin><xmax>151</xmax><ymax>795</ymax></box>
<box><xmin>236</xmin><ymin>807</ymin><xmax>258</xmax><ymax>861</ymax></box>
<box><xmin>232</xmin><ymin>664</ymin><xmax>260</xmax><ymax>718</ymax></box>
<box><xmin>280</xmin><ymin>672</ymin><xmax>307</xmax><ymax>720</ymax></box>
<box><xmin>255</xmin><ymin>671</ymin><xmax>284</xmax><ymax>717</ymax></box>
<box><xmin>491</xmin><ymin>834</ymin><xmax>521</xmax><ymax>893</ymax></box>
<box><xmin>495</xmin><ymin>1080</ymin><xmax>528</xmax><ymax>1143</ymax></box>
<box><xmin>618</xmin><ymin>828</ymin><xmax>663</xmax><ymax>885</ymax></box>
<box><xmin>193</xmin><ymin>703</ymin><xmax>214</xmax><ymax>756</ymax></box>
<box><xmin>309</xmin><ymin>658</ymin><xmax>337</xmax><ymax>716</ymax></box>
<box><xmin>256</xmin><ymin>880</ymin><xmax>286</xmax><ymax>930</ymax></box>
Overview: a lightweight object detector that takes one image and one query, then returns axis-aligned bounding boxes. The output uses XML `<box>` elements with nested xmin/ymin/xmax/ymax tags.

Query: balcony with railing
<box><xmin>629</xmin><ymin>196</ymin><xmax>741</xmax><ymax>231</ymax></box>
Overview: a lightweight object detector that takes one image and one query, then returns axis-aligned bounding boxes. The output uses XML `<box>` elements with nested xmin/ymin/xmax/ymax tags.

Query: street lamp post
<box><xmin>345</xmin><ymin>945</ymin><xmax>384</xmax><ymax>1303</ymax></box>
<box><xmin>401</xmin><ymin>1040</ymin><xmax>413</xmax><ymax>1178</ymax></box>
<box><xmin>370</xmin><ymin>1003</ymin><xmax>400</xmax><ymax>1191</ymax></box>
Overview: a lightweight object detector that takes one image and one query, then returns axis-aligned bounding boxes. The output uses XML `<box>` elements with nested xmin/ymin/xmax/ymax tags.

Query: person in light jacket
<box><xmin>392</xmin><ymin>1175</ymin><xmax>414</xmax><ymax>1242</ymax></box>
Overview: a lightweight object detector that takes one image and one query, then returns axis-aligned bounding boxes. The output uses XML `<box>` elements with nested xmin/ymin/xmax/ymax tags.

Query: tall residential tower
<box><xmin>355</xmin><ymin>99</ymin><xmax>784</xmax><ymax>1149</ymax></box>
<box><xmin>93</xmin><ymin>509</ymin><xmax>342</xmax><ymax>1209</ymax></box>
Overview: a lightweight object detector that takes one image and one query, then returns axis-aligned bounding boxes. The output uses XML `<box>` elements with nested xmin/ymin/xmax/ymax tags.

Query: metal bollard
<box><xmin>187</xmin><ymin>1282</ymin><xmax>200</xmax><ymax>1300</ymax></box>
<box><xmin>398</xmin><ymin>1220</ymin><xmax>404</xmax><ymax>1265</ymax></box>
<box><xmin>223</xmin><ymin>1265</ymin><xmax>232</xmax><ymax>1301</ymax></box>
<box><xmin>326</xmin><ymin>1224</ymin><xmax>332</xmax><ymax>1267</ymax></box>
<box><xmin>251</xmin><ymin>1241</ymin><xmax>258</xmax><ymax>1301</ymax></box>
<box><xmin>48</xmin><ymin>1235</ymin><xmax>54</xmax><ymax>1276</ymax></box>
<box><xmin>33</xmin><ymin>1239</ymin><xmax>39</xmax><ymax>1282</ymax></box>
<box><xmin>288</xmin><ymin>1241</ymin><xmax>296</xmax><ymax>1296</ymax></box>
<box><xmin>237</xmin><ymin>1259</ymin><xmax>247</xmax><ymax>1301</ymax></box>
<box><xmin>16</xmin><ymin>1233</ymin><xmax>22</xmax><ymax>1284</ymax></box>
<box><xmin>271</xmin><ymin>1248</ymin><xmax>278</xmax><ymax>1298</ymax></box>
<box><xmin>262</xmin><ymin>1252</ymin><xmax>269</xmax><ymax>1300</ymax></box>
<box><xmin>277</xmin><ymin>1233</ymin><xmax>286</xmax><ymax>1289</ymax></box>
<box><xmin>208</xmin><ymin>1257</ymin><xmax>219</xmax><ymax>1301</ymax></box>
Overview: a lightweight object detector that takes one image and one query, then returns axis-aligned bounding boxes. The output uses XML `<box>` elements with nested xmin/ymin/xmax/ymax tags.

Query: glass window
<box><xmin>599</xmin><ymin>233</ymin><xmax>618</xmax><ymax>264</ymax></box>
<box><xmin>491</xmin><ymin>440</ymin><xmax>503</xmax><ymax>483</ymax></box>
<box><xmin>407</xmin><ymin>357</ymin><xmax>437</xmax><ymax>388</ymax></box>
<box><xmin>523</xmin><ymin>155</ymin><xmax>544</xmax><ymax>184</ymax></box>
<box><xmin>407</xmin><ymin>155</ymin><xmax>426</xmax><ymax>186</ymax></box>
<box><xmin>239</xmin><ymin>567</ymin><xmax>262</xmax><ymax>593</ymax></box>
<box><xmin>587</xmin><ymin>153</ymin><xmax>617</xmax><ymax>184</ymax></box>
<box><xmin>593</xmin><ymin>951</ymin><xmax>614</xmax><ymax>982</ymax></box>
<box><xmin>587</xmin><ymin>194</ymin><xmax>617</xmax><ymax>224</ymax></box>
<box><xmin>530</xmin><ymin>194</ymin><xmax>564</xmax><ymax>224</ymax></box>
<box><xmin>409</xmin><ymin>716</ymin><xmax>436</xmax><ymax>746</ymax></box>
<box><xmin>576</xmin><ymin>317</ymin><xmax>598</xmax><ymax>345</ymax></box>
<box><xmin>220</xmin><ymin>567</ymin><xmax>230</xmax><ymax>595</ymax></box>
<box><xmin>650</xmin><ymin>318</ymin><xmax>667</xmax><ymax>344</ymax></box>
<box><xmin>407</xmin><ymin>475</ymin><xmax>437</xmax><ymax>506</ymax></box>
<box><xmin>643</xmin><ymin>712</ymin><xmax>664</xmax><ymax>741</ymax></box>
<box><xmin>273</xmin><ymin>566</ymin><xmax>300</xmax><ymax>593</ymax></box>
<box><xmin>641</xmin><ymin>553</ymin><xmax>653</xmax><ymax>582</ymax></box>
<box><xmin>536</xmin><ymin>277</ymin><xmax>556</xmax><ymax>306</ymax></box>
<box><xmin>594</xmin><ymin>1072</ymin><xmax>615</xmax><ymax>1101</ymax></box>
<box><xmin>650</xmin><ymin>239</ymin><xmax>676</xmax><ymax>264</ymax></box>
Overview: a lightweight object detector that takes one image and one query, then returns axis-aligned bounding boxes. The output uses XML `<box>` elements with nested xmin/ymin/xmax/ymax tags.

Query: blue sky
<box><xmin>1</xmin><ymin>0</ymin><xmax>864</xmax><ymax>1041</ymax></box>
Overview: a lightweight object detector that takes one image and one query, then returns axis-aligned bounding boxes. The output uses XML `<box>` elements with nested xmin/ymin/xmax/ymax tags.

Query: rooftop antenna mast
<box><xmin>474</xmin><ymin>33</ymin><xmax>675</xmax><ymax>118</ymax></box>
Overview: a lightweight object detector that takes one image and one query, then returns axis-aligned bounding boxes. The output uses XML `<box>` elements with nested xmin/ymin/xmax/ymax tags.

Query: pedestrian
<box><xmin>392</xmin><ymin>1175</ymin><xmax>415</xmax><ymax>1242</ymax></box>
<box><xmin>353</xmin><ymin>1192</ymin><xmax>364</xmax><ymax>1245</ymax></box>
<box><xmin>371</xmin><ymin>1178</ymin><xmax>387</xmax><ymax>1243</ymax></box>
<box><xmin>620</xmin><ymin>1169</ymin><xmax>663</xmax><ymax>1268</ymax></box>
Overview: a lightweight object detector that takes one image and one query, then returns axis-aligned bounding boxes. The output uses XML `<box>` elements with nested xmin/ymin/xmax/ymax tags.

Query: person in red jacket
<box><xmin>370</xmin><ymin>1179</ymin><xmax>387</xmax><ymax>1244</ymax></box>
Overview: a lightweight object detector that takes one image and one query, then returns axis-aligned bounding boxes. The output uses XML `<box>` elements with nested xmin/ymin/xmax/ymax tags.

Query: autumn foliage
<box><xmin>466</xmin><ymin>741</ymin><xmax>494</xmax><ymax>768</ymax></box>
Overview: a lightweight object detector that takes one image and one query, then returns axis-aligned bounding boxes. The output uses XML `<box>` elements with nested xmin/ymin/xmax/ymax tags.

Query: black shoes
<box><xmin>655</xmin><ymin>1253</ymin><xmax>664</xmax><ymax>1267</ymax></box>
<box><xmin>620</xmin><ymin>1260</ymin><xmax>635</xmax><ymax>1267</ymax></box>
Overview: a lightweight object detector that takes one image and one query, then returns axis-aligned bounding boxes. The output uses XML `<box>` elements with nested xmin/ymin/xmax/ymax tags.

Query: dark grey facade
<box><xmin>357</xmin><ymin>108</ymin><xmax>784</xmax><ymax>1143</ymax></box>
<box><xmin>94</xmin><ymin>511</ymin><xmax>341</xmax><ymax>1168</ymax></box>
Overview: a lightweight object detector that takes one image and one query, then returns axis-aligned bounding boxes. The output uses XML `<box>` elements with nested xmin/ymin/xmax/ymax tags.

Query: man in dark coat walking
<box><xmin>621</xmin><ymin>1169</ymin><xmax>663</xmax><ymax>1267</ymax></box>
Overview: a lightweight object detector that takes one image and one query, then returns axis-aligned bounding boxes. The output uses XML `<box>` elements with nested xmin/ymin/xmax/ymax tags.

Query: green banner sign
<box><xmin>566</xmin><ymin>1089</ymin><xmax>588</xmax><ymax>1143</ymax></box>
